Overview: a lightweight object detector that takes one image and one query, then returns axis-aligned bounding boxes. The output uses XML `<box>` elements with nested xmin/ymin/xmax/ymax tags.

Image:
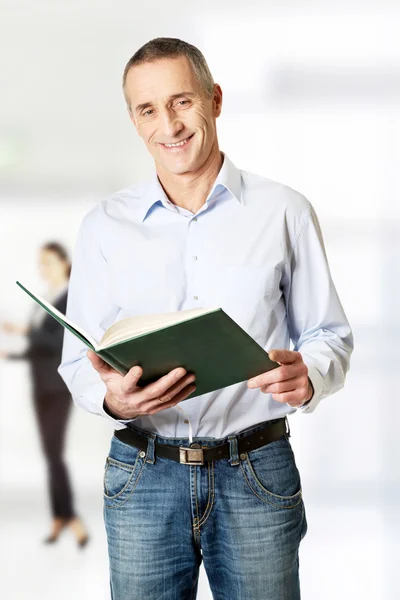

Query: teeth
<box><xmin>164</xmin><ymin>136</ymin><xmax>191</xmax><ymax>148</ymax></box>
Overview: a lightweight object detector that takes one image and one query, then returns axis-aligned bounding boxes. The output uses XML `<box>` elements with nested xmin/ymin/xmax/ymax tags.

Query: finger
<box><xmin>248</xmin><ymin>360</ymin><xmax>306</xmax><ymax>389</ymax></box>
<box><xmin>271</xmin><ymin>388</ymin><xmax>309</xmax><ymax>406</ymax></box>
<box><xmin>268</xmin><ymin>349</ymin><xmax>301</xmax><ymax>365</ymax></box>
<box><xmin>248</xmin><ymin>367</ymin><xmax>282</xmax><ymax>389</ymax></box>
<box><xmin>139</xmin><ymin>373</ymin><xmax>195</xmax><ymax>409</ymax></box>
<box><xmin>150</xmin><ymin>383</ymin><xmax>197</xmax><ymax>415</ymax></box>
<box><xmin>87</xmin><ymin>350</ymin><xmax>114</xmax><ymax>378</ymax></box>
<box><xmin>118</xmin><ymin>377</ymin><xmax>196</xmax><ymax>419</ymax></box>
<box><xmin>261</xmin><ymin>376</ymin><xmax>303</xmax><ymax>395</ymax></box>
<box><xmin>248</xmin><ymin>366</ymin><xmax>290</xmax><ymax>388</ymax></box>
<box><xmin>144</xmin><ymin>367</ymin><xmax>188</xmax><ymax>399</ymax></box>
<box><xmin>154</xmin><ymin>373</ymin><xmax>196</xmax><ymax>404</ymax></box>
<box><xmin>121</xmin><ymin>365</ymin><xmax>143</xmax><ymax>395</ymax></box>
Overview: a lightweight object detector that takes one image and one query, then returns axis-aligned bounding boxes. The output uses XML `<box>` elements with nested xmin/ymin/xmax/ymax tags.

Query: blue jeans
<box><xmin>103</xmin><ymin>419</ymin><xmax>308</xmax><ymax>600</ymax></box>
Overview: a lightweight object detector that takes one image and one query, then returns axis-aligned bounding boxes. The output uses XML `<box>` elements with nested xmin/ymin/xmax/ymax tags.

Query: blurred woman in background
<box><xmin>1</xmin><ymin>242</ymin><xmax>89</xmax><ymax>548</ymax></box>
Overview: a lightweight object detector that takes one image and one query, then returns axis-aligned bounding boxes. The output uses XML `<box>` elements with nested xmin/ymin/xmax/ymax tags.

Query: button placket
<box><xmin>185</xmin><ymin>216</ymin><xmax>201</xmax><ymax>305</ymax></box>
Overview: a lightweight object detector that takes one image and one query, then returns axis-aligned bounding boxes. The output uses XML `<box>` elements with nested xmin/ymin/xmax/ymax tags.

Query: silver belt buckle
<box><xmin>179</xmin><ymin>443</ymin><xmax>204</xmax><ymax>465</ymax></box>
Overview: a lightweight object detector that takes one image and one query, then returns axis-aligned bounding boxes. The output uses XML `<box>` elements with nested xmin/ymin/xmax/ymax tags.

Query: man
<box><xmin>59</xmin><ymin>37</ymin><xmax>353</xmax><ymax>600</ymax></box>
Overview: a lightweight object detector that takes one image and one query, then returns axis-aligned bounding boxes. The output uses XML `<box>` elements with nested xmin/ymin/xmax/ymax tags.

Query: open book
<box><xmin>17</xmin><ymin>281</ymin><xmax>279</xmax><ymax>398</ymax></box>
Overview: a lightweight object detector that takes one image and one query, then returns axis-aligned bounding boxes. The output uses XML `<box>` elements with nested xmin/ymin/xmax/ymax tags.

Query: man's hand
<box><xmin>87</xmin><ymin>350</ymin><xmax>196</xmax><ymax>420</ymax></box>
<box><xmin>247</xmin><ymin>349</ymin><xmax>313</xmax><ymax>408</ymax></box>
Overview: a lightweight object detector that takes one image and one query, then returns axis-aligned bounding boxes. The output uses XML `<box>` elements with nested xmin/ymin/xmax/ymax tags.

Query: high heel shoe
<box><xmin>77</xmin><ymin>534</ymin><xmax>90</xmax><ymax>549</ymax></box>
<box><xmin>68</xmin><ymin>516</ymin><xmax>90</xmax><ymax>549</ymax></box>
<box><xmin>43</xmin><ymin>517</ymin><xmax>68</xmax><ymax>544</ymax></box>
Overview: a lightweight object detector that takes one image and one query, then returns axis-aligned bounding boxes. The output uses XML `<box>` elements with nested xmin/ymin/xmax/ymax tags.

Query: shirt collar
<box><xmin>139</xmin><ymin>152</ymin><xmax>242</xmax><ymax>222</ymax></box>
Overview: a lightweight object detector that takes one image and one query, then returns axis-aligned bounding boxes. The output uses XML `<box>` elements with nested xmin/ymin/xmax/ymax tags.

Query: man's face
<box><xmin>124</xmin><ymin>56</ymin><xmax>222</xmax><ymax>176</ymax></box>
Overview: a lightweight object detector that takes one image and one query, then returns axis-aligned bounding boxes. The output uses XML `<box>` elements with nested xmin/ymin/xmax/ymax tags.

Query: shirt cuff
<box><xmin>102</xmin><ymin>395</ymin><xmax>139</xmax><ymax>427</ymax></box>
<box><xmin>76</xmin><ymin>377</ymin><xmax>129</xmax><ymax>429</ymax></box>
<box><xmin>299</xmin><ymin>364</ymin><xmax>324</xmax><ymax>414</ymax></box>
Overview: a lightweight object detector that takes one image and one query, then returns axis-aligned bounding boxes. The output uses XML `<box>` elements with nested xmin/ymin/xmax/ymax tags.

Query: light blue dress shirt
<box><xmin>58</xmin><ymin>153</ymin><xmax>354</xmax><ymax>439</ymax></box>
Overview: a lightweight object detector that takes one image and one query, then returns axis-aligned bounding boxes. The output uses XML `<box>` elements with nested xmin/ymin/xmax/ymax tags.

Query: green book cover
<box><xmin>16</xmin><ymin>281</ymin><xmax>279</xmax><ymax>398</ymax></box>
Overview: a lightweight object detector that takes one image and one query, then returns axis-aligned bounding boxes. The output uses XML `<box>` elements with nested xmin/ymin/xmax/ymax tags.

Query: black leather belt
<box><xmin>114</xmin><ymin>417</ymin><xmax>288</xmax><ymax>466</ymax></box>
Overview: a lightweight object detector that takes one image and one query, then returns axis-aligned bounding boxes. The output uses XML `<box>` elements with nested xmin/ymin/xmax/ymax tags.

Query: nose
<box><xmin>159</xmin><ymin>107</ymin><xmax>184</xmax><ymax>141</ymax></box>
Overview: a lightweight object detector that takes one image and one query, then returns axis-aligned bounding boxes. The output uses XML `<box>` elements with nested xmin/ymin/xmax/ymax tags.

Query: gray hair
<box><xmin>122</xmin><ymin>37</ymin><xmax>215</xmax><ymax>108</ymax></box>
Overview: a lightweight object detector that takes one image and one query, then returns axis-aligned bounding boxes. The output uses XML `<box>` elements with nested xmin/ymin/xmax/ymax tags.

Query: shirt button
<box><xmin>193</xmin><ymin>295</ymin><xmax>198</xmax><ymax>300</ymax></box>
<box><xmin>193</xmin><ymin>256</ymin><xmax>198</xmax><ymax>261</ymax></box>
<box><xmin>193</xmin><ymin>217</ymin><xmax>198</xmax><ymax>222</ymax></box>
<box><xmin>184</xmin><ymin>419</ymin><xmax>189</xmax><ymax>424</ymax></box>
<box><xmin>139</xmin><ymin>451</ymin><xmax>146</xmax><ymax>458</ymax></box>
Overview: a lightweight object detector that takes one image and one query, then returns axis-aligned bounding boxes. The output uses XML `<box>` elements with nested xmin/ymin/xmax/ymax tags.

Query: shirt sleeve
<box><xmin>57</xmin><ymin>210</ymin><xmax>137</xmax><ymax>428</ymax></box>
<box><xmin>283</xmin><ymin>203</ymin><xmax>354</xmax><ymax>413</ymax></box>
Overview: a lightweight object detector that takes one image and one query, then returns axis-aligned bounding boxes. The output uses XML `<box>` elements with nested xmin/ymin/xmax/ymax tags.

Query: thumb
<box><xmin>121</xmin><ymin>365</ymin><xmax>143</xmax><ymax>395</ymax></box>
<box><xmin>87</xmin><ymin>350</ymin><xmax>115</xmax><ymax>378</ymax></box>
<box><xmin>269</xmin><ymin>349</ymin><xmax>298</xmax><ymax>365</ymax></box>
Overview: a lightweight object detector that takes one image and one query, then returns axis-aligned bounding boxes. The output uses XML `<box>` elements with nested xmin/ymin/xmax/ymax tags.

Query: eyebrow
<box><xmin>134</xmin><ymin>92</ymin><xmax>197</xmax><ymax>114</ymax></box>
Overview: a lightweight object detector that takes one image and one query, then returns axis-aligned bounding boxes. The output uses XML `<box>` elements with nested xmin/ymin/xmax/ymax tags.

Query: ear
<box><xmin>212</xmin><ymin>84</ymin><xmax>223</xmax><ymax>118</ymax></box>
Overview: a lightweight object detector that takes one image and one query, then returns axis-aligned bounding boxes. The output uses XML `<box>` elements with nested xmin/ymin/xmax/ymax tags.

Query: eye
<box><xmin>176</xmin><ymin>100</ymin><xmax>190</xmax><ymax>107</ymax></box>
<box><xmin>143</xmin><ymin>109</ymin><xmax>154</xmax><ymax>116</ymax></box>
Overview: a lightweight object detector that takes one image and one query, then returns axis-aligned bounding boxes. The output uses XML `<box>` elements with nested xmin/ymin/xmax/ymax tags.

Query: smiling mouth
<box><xmin>161</xmin><ymin>133</ymin><xmax>194</xmax><ymax>148</ymax></box>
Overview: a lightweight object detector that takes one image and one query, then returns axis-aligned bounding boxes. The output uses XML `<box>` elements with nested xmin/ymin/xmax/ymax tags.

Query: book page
<box><xmin>99</xmin><ymin>306</ymin><xmax>219</xmax><ymax>349</ymax></box>
<box><xmin>16</xmin><ymin>281</ymin><xmax>98</xmax><ymax>348</ymax></box>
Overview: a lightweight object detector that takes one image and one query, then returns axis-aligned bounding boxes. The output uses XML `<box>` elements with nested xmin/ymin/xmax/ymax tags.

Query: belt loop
<box><xmin>285</xmin><ymin>416</ymin><xmax>291</xmax><ymax>439</ymax></box>
<box><xmin>145</xmin><ymin>434</ymin><xmax>157</xmax><ymax>464</ymax></box>
<box><xmin>228</xmin><ymin>435</ymin><xmax>240</xmax><ymax>466</ymax></box>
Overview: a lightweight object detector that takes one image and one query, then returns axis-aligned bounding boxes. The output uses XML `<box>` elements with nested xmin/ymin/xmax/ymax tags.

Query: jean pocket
<box><xmin>239</xmin><ymin>435</ymin><xmax>302</xmax><ymax>509</ymax></box>
<box><xmin>103</xmin><ymin>446</ymin><xmax>146</xmax><ymax>508</ymax></box>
